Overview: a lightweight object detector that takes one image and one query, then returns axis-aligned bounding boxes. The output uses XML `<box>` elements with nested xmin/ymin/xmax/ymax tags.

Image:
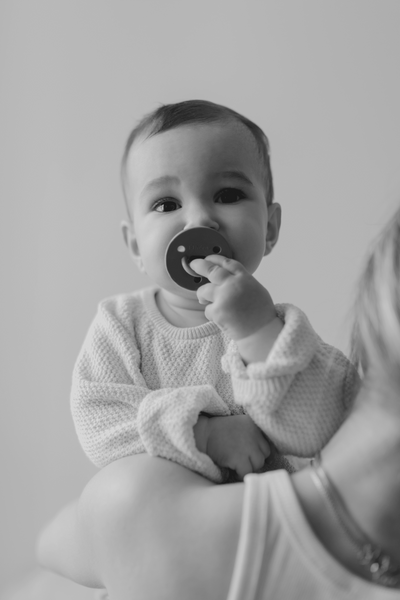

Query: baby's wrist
<box><xmin>228</xmin><ymin>308</ymin><xmax>276</xmax><ymax>341</ymax></box>
<box><xmin>236</xmin><ymin>316</ymin><xmax>284</xmax><ymax>365</ymax></box>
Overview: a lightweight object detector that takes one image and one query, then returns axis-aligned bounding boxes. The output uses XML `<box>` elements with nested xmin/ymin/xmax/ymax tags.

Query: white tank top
<box><xmin>227</xmin><ymin>470</ymin><xmax>400</xmax><ymax>600</ymax></box>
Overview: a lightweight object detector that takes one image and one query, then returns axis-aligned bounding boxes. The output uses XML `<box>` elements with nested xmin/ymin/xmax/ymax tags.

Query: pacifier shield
<box><xmin>165</xmin><ymin>227</ymin><xmax>232</xmax><ymax>290</ymax></box>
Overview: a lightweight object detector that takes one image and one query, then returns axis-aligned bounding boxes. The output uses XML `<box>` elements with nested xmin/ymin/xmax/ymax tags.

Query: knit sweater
<box><xmin>71</xmin><ymin>287</ymin><xmax>359</xmax><ymax>482</ymax></box>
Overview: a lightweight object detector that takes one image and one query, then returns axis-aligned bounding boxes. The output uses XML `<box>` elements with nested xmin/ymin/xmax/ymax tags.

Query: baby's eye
<box><xmin>153</xmin><ymin>199</ymin><xmax>180</xmax><ymax>213</ymax></box>
<box><xmin>216</xmin><ymin>188</ymin><xmax>246</xmax><ymax>204</ymax></box>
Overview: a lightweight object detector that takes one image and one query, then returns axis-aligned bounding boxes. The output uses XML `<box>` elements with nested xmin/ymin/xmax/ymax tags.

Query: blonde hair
<box><xmin>351</xmin><ymin>205</ymin><xmax>400</xmax><ymax>386</ymax></box>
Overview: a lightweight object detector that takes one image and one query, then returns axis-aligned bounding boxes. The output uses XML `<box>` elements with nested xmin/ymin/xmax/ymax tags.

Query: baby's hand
<box><xmin>190</xmin><ymin>255</ymin><xmax>276</xmax><ymax>341</ymax></box>
<box><xmin>198</xmin><ymin>414</ymin><xmax>271</xmax><ymax>481</ymax></box>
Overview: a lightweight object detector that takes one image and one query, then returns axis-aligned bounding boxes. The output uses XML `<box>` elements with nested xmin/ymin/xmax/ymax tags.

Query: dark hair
<box><xmin>121</xmin><ymin>100</ymin><xmax>274</xmax><ymax>218</ymax></box>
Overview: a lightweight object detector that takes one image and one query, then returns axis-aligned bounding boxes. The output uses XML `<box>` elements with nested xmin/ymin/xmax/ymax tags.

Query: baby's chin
<box><xmin>161</xmin><ymin>286</ymin><xmax>201</xmax><ymax>305</ymax></box>
<box><xmin>156</xmin><ymin>287</ymin><xmax>208</xmax><ymax>328</ymax></box>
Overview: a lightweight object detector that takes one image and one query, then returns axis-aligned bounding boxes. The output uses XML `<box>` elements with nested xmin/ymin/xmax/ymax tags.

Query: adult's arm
<box><xmin>37</xmin><ymin>455</ymin><xmax>244</xmax><ymax>600</ymax></box>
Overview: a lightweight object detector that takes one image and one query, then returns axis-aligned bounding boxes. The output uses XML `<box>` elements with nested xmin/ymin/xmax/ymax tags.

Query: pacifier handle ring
<box><xmin>181</xmin><ymin>257</ymin><xmax>202</xmax><ymax>280</ymax></box>
<box><xmin>165</xmin><ymin>227</ymin><xmax>232</xmax><ymax>291</ymax></box>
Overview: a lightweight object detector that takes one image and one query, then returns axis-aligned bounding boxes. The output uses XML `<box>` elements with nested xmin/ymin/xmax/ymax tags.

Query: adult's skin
<box><xmin>37</xmin><ymin>209</ymin><xmax>400</xmax><ymax>599</ymax></box>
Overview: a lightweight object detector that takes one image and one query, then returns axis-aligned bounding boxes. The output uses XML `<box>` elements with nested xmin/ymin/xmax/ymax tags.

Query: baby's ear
<box><xmin>121</xmin><ymin>221</ymin><xmax>145</xmax><ymax>272</ymax></box>
<box><xmin>264</xmin><ymin>203</ymin><xmax>282</xmax><ymax>256</ymax></box>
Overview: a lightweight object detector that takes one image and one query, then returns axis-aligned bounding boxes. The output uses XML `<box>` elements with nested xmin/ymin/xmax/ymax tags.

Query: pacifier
<box><xmin>165</xmin><ymin>227</ymin><xmax>233</xmax><ymax>290</ymax></box>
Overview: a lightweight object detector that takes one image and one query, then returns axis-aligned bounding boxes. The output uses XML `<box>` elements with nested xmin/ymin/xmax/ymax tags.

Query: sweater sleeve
<box><xmin>71</xmin><ymin>300</ymin><xmax>229</xmax><ymax>482</ymax></box>
<box><xmin>221</xmin><ymin>304</ymin><xmax>360</xmax><ymax>457</ymax></box>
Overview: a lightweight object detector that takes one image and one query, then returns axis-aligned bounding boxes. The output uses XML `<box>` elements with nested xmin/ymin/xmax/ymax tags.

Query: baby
<box><xmin>71</xmin><ymin>99</ymin><xmax>358</xmax><ymax>482</ymax></box>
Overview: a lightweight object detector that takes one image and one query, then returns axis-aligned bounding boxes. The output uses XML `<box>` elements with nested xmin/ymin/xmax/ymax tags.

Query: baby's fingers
<box><xmin>203</xmin><ymin>254</ymin><xmax>244</xmax><ymax>276</ymax></box>
<box><xmin>250</xmin><ymin>449</ymin><xmax>269</xmax><ymax>472</ymax></box>
<box><xmin>190</xmin><ymin>256</ymin><xmax>237</xmax><ymax>285</ymax></box>
<box><xmin>235</xmin><ymin>458</ymin><xmax>253</xmax><ymax>481</ymax></box>
<box><xmin>258</xmin><ymin>435</ymin><xmax>271</xmax><ymax>459</ymax></box>
<box><xmin>196</xmin><ymin>282</ymin><xmax>214</xmax><ymax>305</ymax></box>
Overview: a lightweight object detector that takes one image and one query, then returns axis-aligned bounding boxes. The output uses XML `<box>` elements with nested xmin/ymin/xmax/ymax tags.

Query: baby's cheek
<box><xmin>237</xmin><ymin>243</ymin><xmax>265</xmax><ymax>274</ymax></box>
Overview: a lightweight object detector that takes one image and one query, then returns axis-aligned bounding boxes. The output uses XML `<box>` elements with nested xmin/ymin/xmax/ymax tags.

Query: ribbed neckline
<box><xmin>140</xmin><ymin>287</ymin><xmax>221</xmax><ymax>340</ymax></box>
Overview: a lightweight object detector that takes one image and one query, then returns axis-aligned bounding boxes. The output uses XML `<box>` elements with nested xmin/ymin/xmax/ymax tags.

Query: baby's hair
<box><xmin>351</xmin><ymin>205</ymin><xmax>400</xmax><ymax>386</ymax></box>
<box><xmin>121</xmin><ymin>99</ymin><xmax>274</xmax><ymax>219</ymax></box>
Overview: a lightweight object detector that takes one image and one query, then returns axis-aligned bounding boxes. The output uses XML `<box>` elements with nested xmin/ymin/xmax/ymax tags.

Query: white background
<box><xmin>1</xmin><ymin>0</ymin><xmax>400</xmax><ymax>593</ymax></box>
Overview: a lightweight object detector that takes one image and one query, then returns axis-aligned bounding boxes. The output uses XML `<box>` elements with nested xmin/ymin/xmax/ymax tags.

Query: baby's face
<box><xmin>124</xmin><ymin>122</ymin><xmax>275</xmax><ymax>298</ymax></box>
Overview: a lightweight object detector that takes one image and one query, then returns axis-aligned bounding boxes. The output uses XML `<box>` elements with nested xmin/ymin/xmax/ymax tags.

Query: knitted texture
<box><xmin>71</xmin><ymin>288</ymin><xmax>359</xmax><ymax>482</ymax></box>
<box><xmin>222</xmin><ymin>304</ymin><xmax>360</xmax><ymax>456</ymax></box>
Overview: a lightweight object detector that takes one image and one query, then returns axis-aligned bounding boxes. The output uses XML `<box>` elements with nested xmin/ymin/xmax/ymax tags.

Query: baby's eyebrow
<box><xmin>140</xmin><ymin>170</ymin><xmax>254</xmax><ymax>196</ymax></box>
<box><xmin>141</xmin><ymin>175</ymin><xmax>181</xmax><ymax>195</ymax></box>
<box><xmin>216</xmin><ymin>170</ymin><xmax>254</xmax><ymax>187</ymax></box>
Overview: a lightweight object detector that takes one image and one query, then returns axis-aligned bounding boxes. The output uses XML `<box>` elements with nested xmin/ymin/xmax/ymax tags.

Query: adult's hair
<box><xmin>121</xmin><ymin>100</ymin><xmax>274</xmax><ymax>219</ymax></box>
<box><xmin>351</xmin><ymin>205</ymin><xmax>400</xmax><ymax>387</ymax></box>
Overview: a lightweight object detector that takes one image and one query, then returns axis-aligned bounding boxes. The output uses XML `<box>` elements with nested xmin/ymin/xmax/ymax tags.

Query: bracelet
<box><xmin>310</xmin><ymin>455</ymin><xmax>400</xmax><ymax>587</ymax></box>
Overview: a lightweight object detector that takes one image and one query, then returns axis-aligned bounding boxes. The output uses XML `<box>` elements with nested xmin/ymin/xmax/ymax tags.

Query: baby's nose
<box><xmin>183</xmin><ymin>206</ymin><xmax>219</xmax><ymax>231</ymax></box>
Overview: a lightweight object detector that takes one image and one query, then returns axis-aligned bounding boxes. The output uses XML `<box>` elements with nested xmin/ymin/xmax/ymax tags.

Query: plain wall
<box><xmin>1</xmin><ymin>0</ymin><xmax>400</xmax><ymax>592</ymax></box>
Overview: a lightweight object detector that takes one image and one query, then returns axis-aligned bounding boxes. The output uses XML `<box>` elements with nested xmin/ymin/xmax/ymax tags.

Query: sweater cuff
<box><xmin>222</xmin><ymin>303</ymin><xmax>319</xmax><ymax>380</ymax></box>
<box><xmin>137</xmin><ymin>385</ymin><xmax>230</xmax><ymax>483</ymax></box>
